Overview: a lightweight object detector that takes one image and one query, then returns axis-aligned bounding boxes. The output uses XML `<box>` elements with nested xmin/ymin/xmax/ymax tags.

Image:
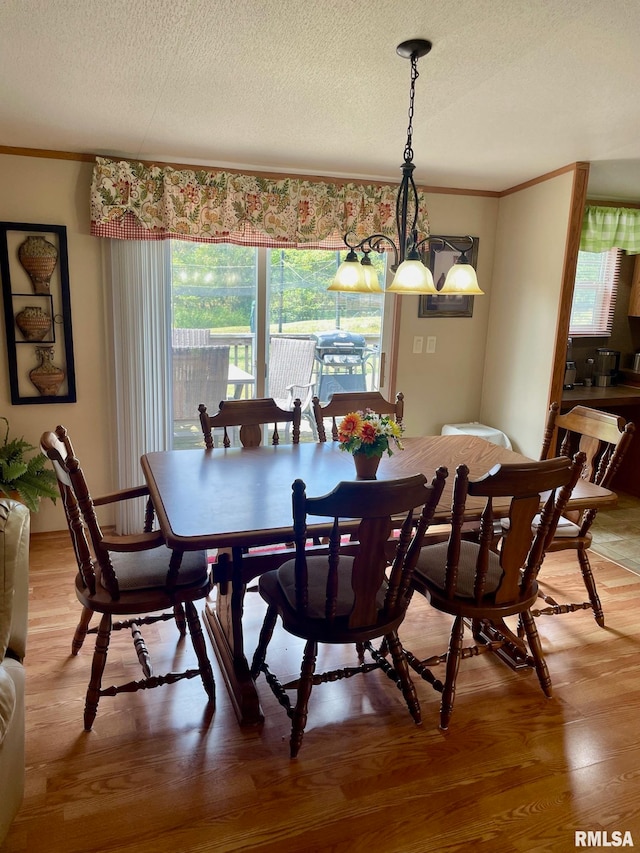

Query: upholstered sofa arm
<box><xmin>0</xmin><ymin>499</ymin><xmax>31</xmax><ymax>663</ymax></box>
<box><xmin>0</xmin><ymin>666</ymin><xmax>16</xmax><ymax>747</ymax></box>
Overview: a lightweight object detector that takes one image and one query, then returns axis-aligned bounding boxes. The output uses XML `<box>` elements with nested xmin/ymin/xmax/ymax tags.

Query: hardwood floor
<box><xmin>591</xmin><ymin>491</ymin><xmax>640</xmax><ymax>575</ymax></box>
<box><xmin>3</xmin><ymin>530</ymin><xmax>640</xmax><ymax>852</ymax></box>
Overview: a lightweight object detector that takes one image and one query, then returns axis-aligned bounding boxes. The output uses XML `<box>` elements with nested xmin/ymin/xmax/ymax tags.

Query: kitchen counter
<box><xmin>561</xmin><ymin>384</ymin><xmax>640</xmax><ymax>408</ymax></box>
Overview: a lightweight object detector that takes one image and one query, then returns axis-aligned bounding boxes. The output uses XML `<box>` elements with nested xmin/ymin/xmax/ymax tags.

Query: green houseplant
<box><xmin>0</xmin><ymin>417</ymin><xmax>58</xmax><ymax>512</ymax></box>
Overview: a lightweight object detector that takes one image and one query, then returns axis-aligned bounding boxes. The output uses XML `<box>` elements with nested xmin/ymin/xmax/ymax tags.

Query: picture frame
<box><xmin>418</xmin><ymin>235</ymin><xmax>479</xmax><ymax>318</ymax></box>
<box><xmin>0</xmin><ymin>222</ymin><xmax>77</xmax><ymax>404</ymax></box>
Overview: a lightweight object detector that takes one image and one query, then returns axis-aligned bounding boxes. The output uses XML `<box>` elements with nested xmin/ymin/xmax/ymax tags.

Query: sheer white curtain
<box><xmin>108</xmin><ymin>239</ymin><xmax>172</xmax><ymax>533</ymax></box>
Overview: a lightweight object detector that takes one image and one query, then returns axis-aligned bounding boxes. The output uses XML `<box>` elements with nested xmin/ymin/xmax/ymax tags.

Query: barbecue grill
<box><xmin>312</xmin><ymin>330</ymin><xmax>373</xmax><ymax>400</ymax></box>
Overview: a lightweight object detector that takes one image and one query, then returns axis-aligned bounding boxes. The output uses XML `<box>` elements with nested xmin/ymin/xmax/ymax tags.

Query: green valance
<box><xmin>90</xmin><ymin>156</ymin><xmax>430</xmax><ymax>250</ymax></box>
<box><xmin>580</xmin><ymin>205</ymin><xmax>640</xmax><ymax>254</ymax></box>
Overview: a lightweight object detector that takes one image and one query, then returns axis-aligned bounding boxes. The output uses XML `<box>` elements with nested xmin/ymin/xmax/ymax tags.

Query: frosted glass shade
<box><xmin>439</xmin><ymin>263</ymin><xmax>484</xmax><ymax>294</ymax></box>
<box><xmin>387</xmin><ymin>259</ymin><xmax>437</xmax><ymax>294</ymax></box>
<box><xmin>328</xmin><ymin>258</ymin><xmax>368</xmax><ymax>292</ymax></box>
<box><xmin>362</xmin><ymin>264</ymin><xmax>383</xmax><ymax>293</ymax></box>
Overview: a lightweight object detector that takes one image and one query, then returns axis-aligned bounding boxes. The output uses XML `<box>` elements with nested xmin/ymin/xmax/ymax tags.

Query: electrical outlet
<box><xmin>426</xmin><ymin>336</ymin><xmax>436</xmax><ymax>354</ymax></box>
<box><xmin>412</xmin><ymin>335</ymin><xmax>424</xmax><ymax>354</ymax></box>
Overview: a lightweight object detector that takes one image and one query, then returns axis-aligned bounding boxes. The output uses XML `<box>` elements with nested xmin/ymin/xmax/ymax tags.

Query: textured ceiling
<box><xmin>2</xmin><ymin>0</ymin><xmax>640</xmax><ymax>198</ymax></box>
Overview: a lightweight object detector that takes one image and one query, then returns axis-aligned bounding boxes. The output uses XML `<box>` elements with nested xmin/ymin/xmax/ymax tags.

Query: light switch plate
<box><xmin>413</xmin><ymin>335</ymin><xmax>424</xmax><ymax>354</ymax></box>
<box><xmin>426</xmin><ymin>336</ymin><xmax>436</xmax><ymax>353</ymax></box>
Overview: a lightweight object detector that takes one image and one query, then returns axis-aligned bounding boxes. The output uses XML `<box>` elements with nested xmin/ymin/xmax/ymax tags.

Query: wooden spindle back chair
<box><xmin>407</xmin><ymin>453</ymin><xmax>585</xmax><ymax>730</ymax></box>
<box><xmin>536</xmin><ymin>402</ymin><xmax>635</xmax><ymax>625</ymax></box>
<box><xmin>199</xmin><ymin>397</ymin><xmax>301</xmax><ymax>448</ymax></box>
<box><xmin>312</xmin><ymin>391</ymin><xmax>404</xmax><ymax>443</ymax></box>
<box><xmin>40</xmin><ymin>425</ymin><xmax>215</xmax><ymax>730</ymax></box>
<box><xmin>251</xmin><ymin>468</ymin><xmax>448</xmax><ymax>757</ymax></box>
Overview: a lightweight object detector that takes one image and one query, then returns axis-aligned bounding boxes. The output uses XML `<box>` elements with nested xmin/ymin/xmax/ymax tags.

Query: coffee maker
<box><xmin>594</xmin><ymin>347</ymin><xmax>620</xmax><ymax>387</ymax></box>
<box><xmin>564</xmin><ymin>337</ymin><xmax>576</xmax><ymax>390</ymax></box>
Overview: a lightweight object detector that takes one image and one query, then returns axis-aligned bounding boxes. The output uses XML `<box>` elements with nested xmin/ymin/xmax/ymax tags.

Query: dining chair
<box><xmin>535</xmin><ymin>402</ymin><xmax>635</xmax><ymax>626</ymax></box>
<box><xmin>312</xmin><ymin>390</ymin><xmax>404</xmax><ymax>443</ymax></box>
<box><xmin>406</xmin><ymin>452</ymin><xmax>585</xmax><ymax>731</ymax></box>
<box><xmin>250</xmin><ymin>468</ymin><xmax>448</xmax><ymax>757</ymax></box>
<box><xmin>40</xmin><ymin>425</ymin><xmax>216</xmax><ymax>731</ymax></box>
<box><xmin>198</xmin><ymin>397</ymin><xmax>301</xmax><ymax>448</ymax></box>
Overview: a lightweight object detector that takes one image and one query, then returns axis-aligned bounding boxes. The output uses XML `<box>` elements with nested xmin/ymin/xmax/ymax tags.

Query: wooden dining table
<box><xmin>141</xmin><ymin>434</ymin><xmax>616</xmax><ymax>725</ymax></box>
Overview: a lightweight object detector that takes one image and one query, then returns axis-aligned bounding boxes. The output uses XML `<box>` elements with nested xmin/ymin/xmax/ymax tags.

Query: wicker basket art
<box><xmin>18</xmin><ymin>236</ymin><xmax>58</xmax><ymax>294</ymax></box>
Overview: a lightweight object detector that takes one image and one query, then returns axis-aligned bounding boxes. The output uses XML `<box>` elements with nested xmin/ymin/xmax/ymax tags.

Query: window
<box><xmin>569</xmin><ymin>248</ymin><xmax>621</xmax><ymax>337</ymax></box>
<box><xmin>170</xmin><ymin>242</ymin><xmax>387</xmax><ymax>446</ymax></box>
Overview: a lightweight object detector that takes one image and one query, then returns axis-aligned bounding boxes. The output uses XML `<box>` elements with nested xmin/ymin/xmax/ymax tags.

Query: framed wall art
<box><xmin>0</xmin><ymin>222</ymin><xmax>77</xmax><ymax>404</ymax></box>
<box><xmin>418</xmin><ymin>235</ymin><xmax>479</xmax><ymax>318</ymax></box>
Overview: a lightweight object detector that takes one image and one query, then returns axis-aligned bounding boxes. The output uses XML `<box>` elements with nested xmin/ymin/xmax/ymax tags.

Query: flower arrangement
<box><xmin>337</xmin><ymin>410</ymin><xmax>404</xmax><ymax>458</ymax></box>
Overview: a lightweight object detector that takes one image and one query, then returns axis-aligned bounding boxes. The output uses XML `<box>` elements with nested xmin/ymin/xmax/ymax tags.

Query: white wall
<box><xmin>480</xmin><ymin>171</ymin><xmax>575</xmax><ymax>457</ymax></box>
<box><xmin>394</xmin><ymin>192</ymin><xmax>499</xmax><ymax>437</ymax></box>
<box><xmin>0</xmin><ymin>154</ymin><xmax>113</xmax><ymax>532</ymax></box>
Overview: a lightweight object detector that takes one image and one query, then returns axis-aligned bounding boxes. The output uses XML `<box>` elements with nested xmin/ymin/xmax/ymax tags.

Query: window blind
<box><xmin>569</xmin><ymin>248</ymin><xmax>621</xmax><ymax>337</ymax></box>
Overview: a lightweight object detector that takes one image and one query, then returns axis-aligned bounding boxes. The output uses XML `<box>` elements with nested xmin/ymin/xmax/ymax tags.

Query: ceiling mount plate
<box><xmin>396</xmin><ymin>39</ymin><xmax>432</xmax><ymax>60</ymax></box>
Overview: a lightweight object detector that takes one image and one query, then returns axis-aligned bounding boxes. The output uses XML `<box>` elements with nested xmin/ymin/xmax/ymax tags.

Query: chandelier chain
<box><xmin>403</xmin><ymin>54</ymin><xmax>419</xmax><ymax>164</ymax></box>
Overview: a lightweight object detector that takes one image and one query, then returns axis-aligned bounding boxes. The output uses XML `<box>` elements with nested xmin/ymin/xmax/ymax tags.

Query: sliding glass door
<box><xmin>170</xmin><ymin>241</ymin><xmax>387</xmax><ymax>446</ymax></box>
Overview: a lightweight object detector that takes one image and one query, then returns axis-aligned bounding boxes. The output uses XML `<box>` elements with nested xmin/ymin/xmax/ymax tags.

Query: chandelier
<box><xmin>329</xmin><ymin>39</ymin><xmax>483</xmax><ymax>296</ymax></box>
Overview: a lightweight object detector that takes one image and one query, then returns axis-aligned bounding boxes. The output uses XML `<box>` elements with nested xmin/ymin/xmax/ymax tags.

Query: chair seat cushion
<box><xmin>274</xmin><ymin>556</ymin><xmax>386</xmax><ymax>619</ymax></box>
<box><xmin>414</xmin><ymin>540</ymin><xmax>503</xmax><ymax>599</ymax></box>
<box><xmin>101</xmin><ymin>548</ymin><xmax>209</xmax><ymax>592</ymax></box>
<box><xmin>501</xmin><ymin>513</ymin><xmax>581</xmax><ymax>538</ymax></box>
<box><xmin>0</xmin><ymin>665</ymin><xmax>16</xmax><ymax>746</ymax></box>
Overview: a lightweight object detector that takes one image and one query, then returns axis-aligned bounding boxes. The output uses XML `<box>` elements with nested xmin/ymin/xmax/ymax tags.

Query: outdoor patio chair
<box><xmin>268</xmin><ymin>337</ymin><xmax>317</xmax><ymax>435</ymax></box>
<box><xmin>172</xmin><ymin>345</ymin><xmax>230</xmax><ymax>443</ymax></box>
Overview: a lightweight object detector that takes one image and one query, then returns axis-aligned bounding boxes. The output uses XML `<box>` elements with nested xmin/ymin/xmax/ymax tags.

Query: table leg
<box><xmin>203</xmin><ymin>549</ymin><xmax>264</xmax><ymax>725</ymax></box>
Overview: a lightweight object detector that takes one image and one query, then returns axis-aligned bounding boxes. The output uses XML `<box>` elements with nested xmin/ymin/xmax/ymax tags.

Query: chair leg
<box><xmin>72</xmin><ymin>606</ymin><xmax>93</xmax><ymax>655</ymax></box>
<box><xmin>440</xmin><ymin>616</ymin><xmax>464</xmax><ymax>731</ymax></box>
<box><xmin>290</xmin><ymin>640</ymin><xmax>317</xmax><ymax>758</ymax></box>
<box><xmin>184</xmin><ymin>600</ymin><xmax>216</xmax><ymax>704</ymax></box>
<box><xmin>131</xmin><ymin>621</ymin><xmax>153</xmax><ymax>678</ymax></box>
<box><xmin>386</xmin><ymin>630</ymin><xmax>421</xmax><ymax>725</ymax></box>
<box><xmin>577</xmin><ymin>549</ymin><xmax>605</xmax><ymax>627</ymax></box>
<box><xmin>251</xmin><ymin>605</ymin><xmax>278</xmax><ymax>678</ymax></box>
<box><xmin>84</xmin><ymin>612</ymin><xmax>112</xmax><ymax>731</ymax></box>
<box><xmin>520</xmin><ymin>610</ymin><xmax>552</xmax><ymax>698</ymax></box>
<box><xmin>174</xmin><ymin>603</ymin><xmax>187</xmax><ymax>636</ymax></box>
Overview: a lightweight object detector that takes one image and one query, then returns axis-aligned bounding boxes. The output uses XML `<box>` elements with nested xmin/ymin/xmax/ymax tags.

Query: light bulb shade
<box><xmin>328</xmin><ymin>258</ymin><xmax>369</xmax><ymax>292</ymax></box>
<box><xmin>439</xmin><ymin>262</ymin><xmax>484</xmax><ymax>295</ymax></box>
<box><xmin>387</xmin><ymin>259</ymin><xmax>437</xmax><ymax>294</ymax></box>
<box><xmin>362</xmin><ymin>264</ymin><xmax>383</xmax><ymax>293</ymax></box>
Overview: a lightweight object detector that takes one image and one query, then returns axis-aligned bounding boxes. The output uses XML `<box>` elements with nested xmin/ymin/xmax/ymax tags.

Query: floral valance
<box><xmin>580</xmin><ymin>205</ymin><xmax>640</xmax><ymax>254</ymax></box>
<box><xmin>90</xmin><ymin>156</ymin><xmax>430</xmax><ymax>250</ymax></box>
